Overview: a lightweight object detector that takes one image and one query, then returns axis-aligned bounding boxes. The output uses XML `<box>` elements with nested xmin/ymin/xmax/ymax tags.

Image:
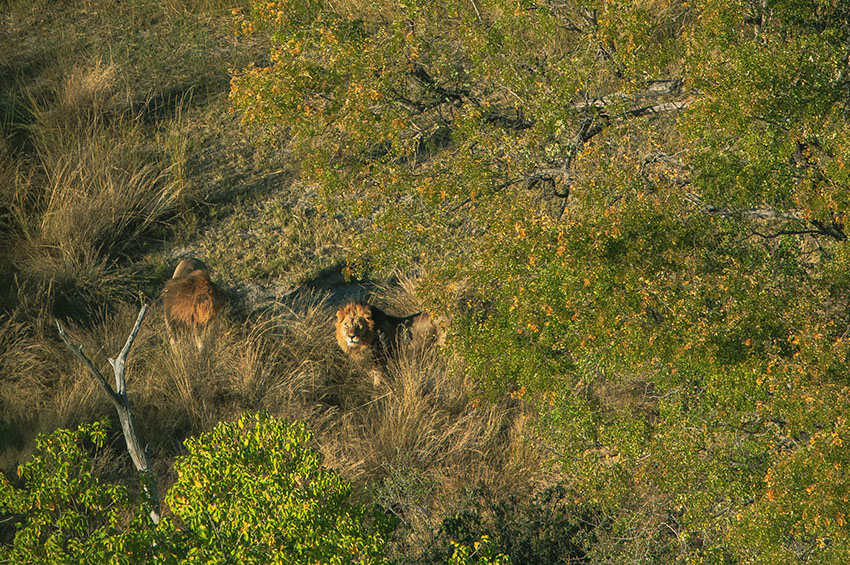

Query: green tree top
<box><xmin>0</xmin><ymin>421</ymin><xmax>158</xmax><ymax>564</ymax></box>
<box><xmin>166</xmin><ymin>411</ymin><xmax>392</xmax><ymax>564</ymax></box>
<box><xmin>230</xmin><ymin>0</ymin><xmax>850</xmax><ymax>559</ymax></box>
<box><xmin>1</xmin><ymin>414</ymin><xmax>393</xmax><ymax>564</ymax></box>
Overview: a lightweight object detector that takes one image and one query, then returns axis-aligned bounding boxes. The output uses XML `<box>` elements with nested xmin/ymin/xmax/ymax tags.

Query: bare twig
<box><xmin>468</xmin><ymin>0</ymin><xmax>482</xmax><ymax>21</ymax></box>
<box><xmin>57</xmin><ymin>303</ymin><xmax>160</xmax><ymax>524</ymax></box>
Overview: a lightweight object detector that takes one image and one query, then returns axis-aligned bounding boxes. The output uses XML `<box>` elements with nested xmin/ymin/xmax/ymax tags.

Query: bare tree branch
<box><xmin>626</xmin><ymin>100</ymin><xmax>690</xmax><ymax>118</ymax></box>
<box><xmin>56</xmin><ymin>326</ymin><xmax>123</xmax><ymax>406</ymax></box>
<box><xmin>107</xmin><ymin>304</ymin><xmax>147</xmax><ymax>396</ymax></box>
<box><xmin>685</xmin><ymin>193</ymin><xmax>847</xmax><ymax>241</ymax></box>
<box><xmin>57</xmin><ymin>303</ymin><xmax>160</xmax><ymax>525</ymax></box>
<box><xmin>572</xmin><ymin>79</ymin><xmax>684</xmax><ymax>112</ymax></box>
<box><xmin>685</xmin><ymin>193</ymin><xmax>804</xmax><ymax>221</ymax></box>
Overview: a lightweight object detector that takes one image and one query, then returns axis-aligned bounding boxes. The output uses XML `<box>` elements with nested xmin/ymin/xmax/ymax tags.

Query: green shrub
<box><xmin>0</xmin><ymin>421</ymin><xmax>159</xmax><ymax>564</ymax></box>
<box><xmin>166</xmin><ymin>411</ymin><xmax>393</xmax><ymax>564</ymax></box>
<box><xmin>1</xmin><ymin>413</ymin><xmax>394</xmax><ymax>564</ymax></box>
<box><xmin>231</xmin><ymin>0</ymin><xmax>850</xmax><ymax>559</ymax></box>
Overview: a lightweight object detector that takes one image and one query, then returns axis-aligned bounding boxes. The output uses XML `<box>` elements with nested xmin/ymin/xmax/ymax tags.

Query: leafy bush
<box><xmin>231</xmin><ymin>0</ymin><xmax>850</xmax><ymax>558</ymax></box>
<box><xmin>0</xmin><ymin>421</ymin><xmax>158</xmax><ymax>564</ymax></box>
<box><xmin>166</xmin><ymin>411</ymin><xmax>393</xmax><ymax>564</ymax></box>
<box><xmin>1</xmin><ymin>413</ymin><xmax>394</xmax><ymax>564</ymax></box>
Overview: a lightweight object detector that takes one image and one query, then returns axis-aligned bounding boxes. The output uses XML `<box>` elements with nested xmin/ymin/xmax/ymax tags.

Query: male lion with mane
<box><xmin>162</xmin><ymin>258</ymin><xmax>227</xmax><ymax>350</ymax></box>
<box><xmin>335</xmin><ymin>301</ymin><xmax>443</xmax><ymax>362</ymax></box>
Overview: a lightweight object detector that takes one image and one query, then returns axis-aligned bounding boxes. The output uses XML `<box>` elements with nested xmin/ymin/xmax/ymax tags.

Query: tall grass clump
<box><xmin>0</xmin><ymin>317</ymin><xmax>55</xmax><ymax>471</ymax></box>
<box><xmin>6</xmin><ymin>62</ymin><xmax>184</xmax><ymax>320</ymax></box>
<box><xmin>0</xmin><ymin>137</ymin><xmax>19</xmax><ymax>243</ymax></box>
<box><xmin>0</xmin><ymin>301</ymin><xmax>130</xmax><ymax>475</ymax></box>
<box><xmin>227</xmin><ymin>294</ymin><xmax>345</xmax><ymax>415</ymax></box>
<box><xmin>24</xmin><ymin>62</ymin><xmax>180</xmax><ymax>255</ymax></box>
<box><xmin>326</xmin><ymin>340</ymin><xmax>535</xmax><ymax>547</ymax></box>
<box><xmin>116</xmin><ymin>293</ymin><xmax>344</xmax><ymax>449</ymax></box>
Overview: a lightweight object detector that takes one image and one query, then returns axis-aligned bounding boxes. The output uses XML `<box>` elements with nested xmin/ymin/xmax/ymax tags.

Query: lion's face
<box><xmin>336</xmin><ymin>303</ymin><xmax>376</xmax><ymax>355</ymax></box>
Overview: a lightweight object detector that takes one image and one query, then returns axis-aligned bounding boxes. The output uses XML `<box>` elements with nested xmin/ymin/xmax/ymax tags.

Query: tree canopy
<box><xmin>1</xmin><ymin>413</ymin><xmax>392</xmax><ymax>564</ymax></box>
<box><xmin>230</xmin><ymin>0</ymin><xmax>850</xmax><ymax>560</ymax></box>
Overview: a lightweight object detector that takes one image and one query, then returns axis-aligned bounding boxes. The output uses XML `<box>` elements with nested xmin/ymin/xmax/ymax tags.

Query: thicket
<box><xmin>231</xmin><ymin>0</ymin><xmax>850</xmax><ymax>560</ymax></box>
<box><xmin>0</xmin><ymin>412</ymin><xmax>392</xmax><ymax>563</ymax></box>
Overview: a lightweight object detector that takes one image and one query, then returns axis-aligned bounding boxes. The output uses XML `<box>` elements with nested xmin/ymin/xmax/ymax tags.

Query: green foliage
<box><xmin>0</xmin><ymin>421</ymin><xmax>159</xmax><ymax>564</ymax></box>
<box><xmin>165</xmin><ymin>411</ymin><xmax>392</xmax><ymax>564</ymax></box>
<box><xmin>232</xmin><ymin>0</ymin><xmax>850</xmax><ymax>559</ymax></box>
<box><xmin>730</xmin><ymin>417</ymin><xmax>850</xmax><ymax>562</ymax></box>
<box><xmin>1</xmin><ymin>414</ymin><xmax>393</xmax><ymax>564</ymax></box>
<box><xmin>448</xmin><ymin>536</ymin><xmax>512</xmax><ymax>565</ymax></box>
<box><xmin>427</xmin><ymin>484</ymin><xmax>593</xmax><ymax>565</ymax></box>
<box><xmin>684</xmin><ymin>0</ymin><xmax>850</xmax><ymax>218</ymax></box>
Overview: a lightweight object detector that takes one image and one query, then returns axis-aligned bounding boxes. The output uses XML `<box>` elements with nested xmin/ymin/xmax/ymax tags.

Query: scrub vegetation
<box><xmin>2</xmin><ymin>0</ymin><xmax>850</xmax><ymax>562</ymax></box>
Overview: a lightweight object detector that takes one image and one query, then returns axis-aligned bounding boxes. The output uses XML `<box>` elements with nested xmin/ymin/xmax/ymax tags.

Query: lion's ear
<box><xmin>336</xmin><ymin>308</ymin><xmax>346</xmax><ymax>321</ymax></box>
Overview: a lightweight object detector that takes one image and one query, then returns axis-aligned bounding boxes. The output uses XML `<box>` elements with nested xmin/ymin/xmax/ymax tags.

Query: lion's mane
<box><xmin>162</xmin><ymin>258</ymin><xmax>227</xmax><ymax>329</ymax></box>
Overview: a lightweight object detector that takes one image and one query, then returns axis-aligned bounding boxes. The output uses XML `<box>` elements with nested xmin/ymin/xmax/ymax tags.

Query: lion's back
<box><xmin>163</xmin><ymin>270</ymin><xmax>225</xmax><ymax>326</ymax></box>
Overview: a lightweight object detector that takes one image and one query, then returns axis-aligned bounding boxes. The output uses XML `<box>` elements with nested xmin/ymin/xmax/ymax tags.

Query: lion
<box><xmin>335</xmin><ymin>301</ymin><xmax>444</xmax><ymax>362</ymax></box>
<box><xmin>162</xmin><ymin>258</ymin><xmax>227</xmax><ymax>350</ymax></box>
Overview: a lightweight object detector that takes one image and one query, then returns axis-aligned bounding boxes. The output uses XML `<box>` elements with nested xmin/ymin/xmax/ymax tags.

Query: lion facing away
<box><xmin>162</xmin><ymin>258</ymin><xmax>227</xmax><ymax>349</ymax></box>
<box><xmin>335</xmin><ymin>301</ymin><xmax>444</xmax><ymax>362</ymax></box>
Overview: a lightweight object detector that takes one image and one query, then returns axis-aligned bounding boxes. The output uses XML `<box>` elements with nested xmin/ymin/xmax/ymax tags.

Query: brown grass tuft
<box><xmin>23</xmin><ymin>64</ymin><xmax>179</xmax><ymax>258</ymax></box>
<box><xmin>2</xmin><ymin>61</ymin><xmax>186</xmax><ymax>323</ymax></box>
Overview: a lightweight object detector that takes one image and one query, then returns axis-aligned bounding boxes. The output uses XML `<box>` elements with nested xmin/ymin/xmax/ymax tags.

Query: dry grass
<box><xmin>18</xmin><ymin>62</ymin><xmax>180</xmax><ymax>258</ymax></box>
<box><xmin>3</xmin><ymin>282</ymin><xmax>539</xmax><ymax>550</ymax></box>
<box><xmin>0</xmin><ymin>59</ymin><xmax>189</xmax><ymax>326</ymax></box>
<box><xmin>371</xmin><ymin>270</ymin><xmax>429</xmax><ymax>314</ymax></box>
<box><xmin>0</xmin><ymin>301</ymin><xmax>130</xmax><ymax>473</ymax></box>
<box><xmin>0</xmin><ymin>318</ymin><xmax>55</xmax><ymax>467</ymax></box>
<box><xmin>338</xmin><ymin>344</ymin><xmax>534</xmax><ymax>543</ymax></box>
<box><xmin>197</xmin><ymin>193</ymin><xmax>349</xmax><ymax>285</ymax></box>
<box><xmin>0</xmin><ymin>137</ymin><xmax>18</xmax><ymax>242</ymax></box>
<box><xmin>127</xmin><ymin>292</ymin><xmax>344</xmax><ymax>442</ymax></box>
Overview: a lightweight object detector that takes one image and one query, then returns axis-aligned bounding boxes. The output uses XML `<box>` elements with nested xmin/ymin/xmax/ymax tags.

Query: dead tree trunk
<box><xmin>56</xmin><ymin>303</ymin><xmax>160</xmax><ymax>524</ymax></box>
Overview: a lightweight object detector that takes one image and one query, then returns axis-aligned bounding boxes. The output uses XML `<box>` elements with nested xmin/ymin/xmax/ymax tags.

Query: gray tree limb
<box><xmin>685</xmin><ymin>193</ymin><xmax>804</xmax><ymax>222</ymax></box>
<box><xmin>56</xmin><ymin>304</ymin><xmax>160</xmax><ymax>524</ymax></box>
<box><xmin>685</xmin><ymin>193</ymin><xmax>846</xmax><ymax>241</ymax></box>
<box><xmin>571</xmin><ymin>79</ymin><xmax>685</xmax><ymax>113</ymax></box>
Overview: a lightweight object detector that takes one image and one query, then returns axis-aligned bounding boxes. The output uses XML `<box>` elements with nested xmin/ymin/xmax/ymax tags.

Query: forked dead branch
<box><xmin>56</xmin><ymin>304</ymin><xmax>160</xmax><ymax>524</ymax></box>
